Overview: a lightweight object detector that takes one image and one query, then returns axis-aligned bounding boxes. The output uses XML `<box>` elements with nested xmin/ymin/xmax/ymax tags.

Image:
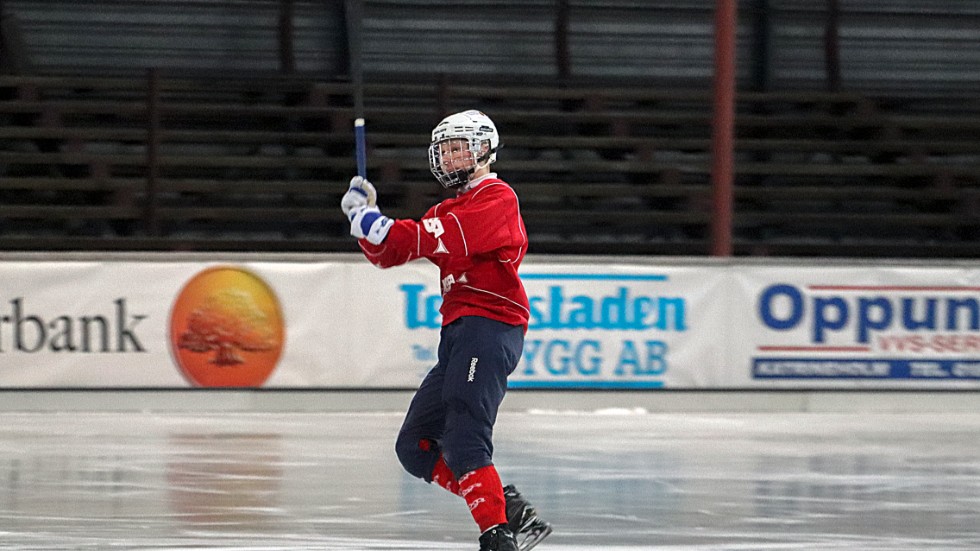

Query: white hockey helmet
<box><xmin>428</xmin><ymin>110</ymin><xmax>500</xmax><ymax>188</ymax></box>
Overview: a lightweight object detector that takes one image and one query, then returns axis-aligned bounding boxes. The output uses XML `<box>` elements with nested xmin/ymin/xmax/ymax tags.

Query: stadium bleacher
<box><xmin>1</xmin><ymin>73</ymin><xmax>978</xmax><ymax>256</ymax></box>
<box><xmin>2</xmin><ymin>0</ymin><xmax>979</xmax><ymax>257</ymax></box>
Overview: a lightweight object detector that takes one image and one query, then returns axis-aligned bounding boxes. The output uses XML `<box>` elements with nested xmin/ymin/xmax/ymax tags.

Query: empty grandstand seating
<box><xmin>1</xmin><ymin>74</ymin><xmax>978</xmax><ymax>256</ymax></box>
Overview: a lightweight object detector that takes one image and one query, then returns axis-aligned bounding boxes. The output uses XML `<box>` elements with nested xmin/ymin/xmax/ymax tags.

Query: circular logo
<box><xmin>169</xmin><ymin>266</ymin><xmax>285</xmax><ymax>388</ymax></box>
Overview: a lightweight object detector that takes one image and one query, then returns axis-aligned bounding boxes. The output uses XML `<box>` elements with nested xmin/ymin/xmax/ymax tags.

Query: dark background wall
<box><xmin>4</xmin><ymin>1</ymin><xmax>979</xmax><ymax>95</ymax></box>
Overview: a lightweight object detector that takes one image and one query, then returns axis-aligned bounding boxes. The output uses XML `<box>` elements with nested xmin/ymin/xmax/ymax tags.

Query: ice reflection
<box><xmin>0</xmin><ymin>411</ymin><xmax>976</xmax><ymax>550</ymax></box>
<box><xmin>166</xmin><ymin>432</ymin><xmax>283</xmax><ymax>530</ymax></box>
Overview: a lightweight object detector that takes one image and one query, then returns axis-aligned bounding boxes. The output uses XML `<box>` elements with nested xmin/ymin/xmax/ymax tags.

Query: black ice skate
<box><xmin>479</xmin><ymin>524</ymin><xmax>520</xmax><ymax>551</ymax></box>
<box><xmin>504</xmin><ymin>485</ymin><xmax>553</xmax><ymax>551</ymax></box>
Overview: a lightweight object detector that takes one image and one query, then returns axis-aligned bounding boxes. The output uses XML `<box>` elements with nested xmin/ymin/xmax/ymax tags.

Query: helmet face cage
<box><xmin>428</xmin><ymin>110</ymin><xmax>498</xmax><ymax>188</ymax></box>
<box><xmin>428</xmin><ymin>137</ymin><xmax>485</xmax><ymax>188</ymax></box>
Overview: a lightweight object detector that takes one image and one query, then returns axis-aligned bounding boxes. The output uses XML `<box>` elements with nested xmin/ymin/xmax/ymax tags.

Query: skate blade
<box><xmin>517</xmin><ymin>522</ymin><xmax>552</xmax><ymax>551</ymax></box>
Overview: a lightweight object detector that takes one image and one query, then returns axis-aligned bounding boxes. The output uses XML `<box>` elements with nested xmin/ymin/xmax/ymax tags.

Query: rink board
<box><xmin>0</xmin><ymin>253</ymin><xmax>977</xmax><ymax>389</ymax></box>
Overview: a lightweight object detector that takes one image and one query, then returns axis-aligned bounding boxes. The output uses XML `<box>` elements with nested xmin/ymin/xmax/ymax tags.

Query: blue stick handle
<box><xmin>354</xmin><ymin>118</ymin><xmax>367</xmax><ymax>178</ymax></box>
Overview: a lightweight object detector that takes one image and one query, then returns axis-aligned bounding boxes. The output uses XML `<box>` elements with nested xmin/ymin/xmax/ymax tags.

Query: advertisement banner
<box><xmin>0</xmin><ymin>255</ymin><xmax>977</xmax><ymax>389</ymax></box>
<box><xmin>730</xmin><ymin>266</ymin><xmax>980</xmax><ymax>388</ymax></box>
<box><xmin>386</xmin><ymin>263</ymin><xmax>730</xmax><ymax>389</ymax></box>
<box><xmin>0</xmin><ymin>260</ymin><xmax>332</xmax><ymax>388</ymax></box>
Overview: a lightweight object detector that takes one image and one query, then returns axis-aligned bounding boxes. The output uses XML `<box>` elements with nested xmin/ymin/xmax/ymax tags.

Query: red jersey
<box><xmin>358</xmin><ymin>175</ymin><xmax>529</xmax><ymax>329</ymax></box>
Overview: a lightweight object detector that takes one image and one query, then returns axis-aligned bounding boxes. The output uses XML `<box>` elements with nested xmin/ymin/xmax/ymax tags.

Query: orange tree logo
<box><xmin>169</xmin><ymin>267</ymin><xmax>285</xmax><ymax>387</ymax></box>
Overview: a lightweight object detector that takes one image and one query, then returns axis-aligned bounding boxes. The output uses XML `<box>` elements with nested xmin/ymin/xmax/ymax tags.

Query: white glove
<box><xmin>349</xmin><ymin>205</ymin><xmax>393</xmax><ymax>245</ymax></box>
<box><xmin>341</xmin><ymin>176</ymin><xmax>377</xmax><ymax>217</ymax></box>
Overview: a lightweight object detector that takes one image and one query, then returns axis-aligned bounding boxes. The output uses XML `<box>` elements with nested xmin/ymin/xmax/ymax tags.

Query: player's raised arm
<box><xmin>341</xmin><ymin>175</ymin><xmax>408</xmax><ymax>268</ymax></box>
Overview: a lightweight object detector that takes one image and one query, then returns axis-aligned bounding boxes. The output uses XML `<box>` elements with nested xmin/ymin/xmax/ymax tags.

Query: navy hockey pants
<box><xmin>395</xmin><ymin>316</ymin><xmax>524</xmax><ymax>480</ymax></box>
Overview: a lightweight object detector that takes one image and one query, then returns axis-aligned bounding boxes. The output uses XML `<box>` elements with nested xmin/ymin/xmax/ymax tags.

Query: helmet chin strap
<box><xmin>477</xmin><ymin>143</ymin><xmax>500</xmax><ymax>164</ymax></box>
<box><xmin>450</xmin><ymin>149</ymin><xmax>494</xmax><ymax>188</ymax></box>
<box><xmin>444</xmin><ymin>166</ymin><xmax>478</xmax><ymax>189</ymax></box>
<box><xmin>458</xmin><ymin>167</ymin><xmax>497</xmax><ymax>193</ymax></box>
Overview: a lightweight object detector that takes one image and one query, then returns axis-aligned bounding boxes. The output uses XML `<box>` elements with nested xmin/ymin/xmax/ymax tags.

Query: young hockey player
<box><xmin>341</xmin><ymin>110</ymin><xmax>552</xmax><ymax>551</ymax></box>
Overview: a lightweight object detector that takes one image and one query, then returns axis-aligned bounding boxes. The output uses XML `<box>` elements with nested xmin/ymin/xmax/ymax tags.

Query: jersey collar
<box><xmin>458</xmin><ymin>172</ymin><xmax>497</xmax><ymax>195</ymax></box>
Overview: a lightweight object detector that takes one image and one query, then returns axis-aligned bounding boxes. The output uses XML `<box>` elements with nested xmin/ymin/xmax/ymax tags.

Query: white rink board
<box><xmin>0</xmin><ymin>254</ymin><xmax>977</xmax><ymax>389</ymax></box>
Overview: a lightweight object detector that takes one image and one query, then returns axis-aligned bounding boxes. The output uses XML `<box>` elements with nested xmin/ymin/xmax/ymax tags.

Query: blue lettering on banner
<box><xmin>753</xmin><ymin>358</ymin><xmax>980</xmax><ymax>380</ymax></box>
<box><xmin>527</xmin><ymin>286</ymin><xmax>686</xmax><ymax>331</ymax></box>
<box><xmin>520</xmin><ymin>339</ymin><xmax>668</xmax><ymax>378</ymax></box>
<box><xmin>402</xmin><ymin>280</ymin><xmax>686</xmax><ymax>332</ymax></box>
<box><xmin>400</xmin><ymin>284</ymin><xmax>442</xmax><ymax>329</ymax></box>
<box><xmin>411</xmin><ymin>344</ymin><xmax>435</xmax><ymax>362</ymax></box>
<box><xmin>753</xmin><ymin>283</ymin><xmax>980</xmax><ymax>383</ymax></box>
<box><xmin>758</xmin><ymin>284</ymin><xmax>980</xmax><ymax>344</ymax></box>
<box><xmin>400</xmin><ymin>274</ymin><xmax>682</xmax><ymax>389</ymax></box>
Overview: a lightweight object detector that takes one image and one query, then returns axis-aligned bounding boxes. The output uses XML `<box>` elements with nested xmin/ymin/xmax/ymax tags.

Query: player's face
<box><xmin>438</xmin><ymin>139</ymin><xmax>475</xmax><ymax>173</ymax></box>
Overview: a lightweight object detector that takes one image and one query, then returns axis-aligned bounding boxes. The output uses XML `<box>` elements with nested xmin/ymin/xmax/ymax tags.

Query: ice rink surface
<box><xmin>1</xmin><ymin>407</ymin><xmax>979</xmax><ymax>550</ymax></box>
